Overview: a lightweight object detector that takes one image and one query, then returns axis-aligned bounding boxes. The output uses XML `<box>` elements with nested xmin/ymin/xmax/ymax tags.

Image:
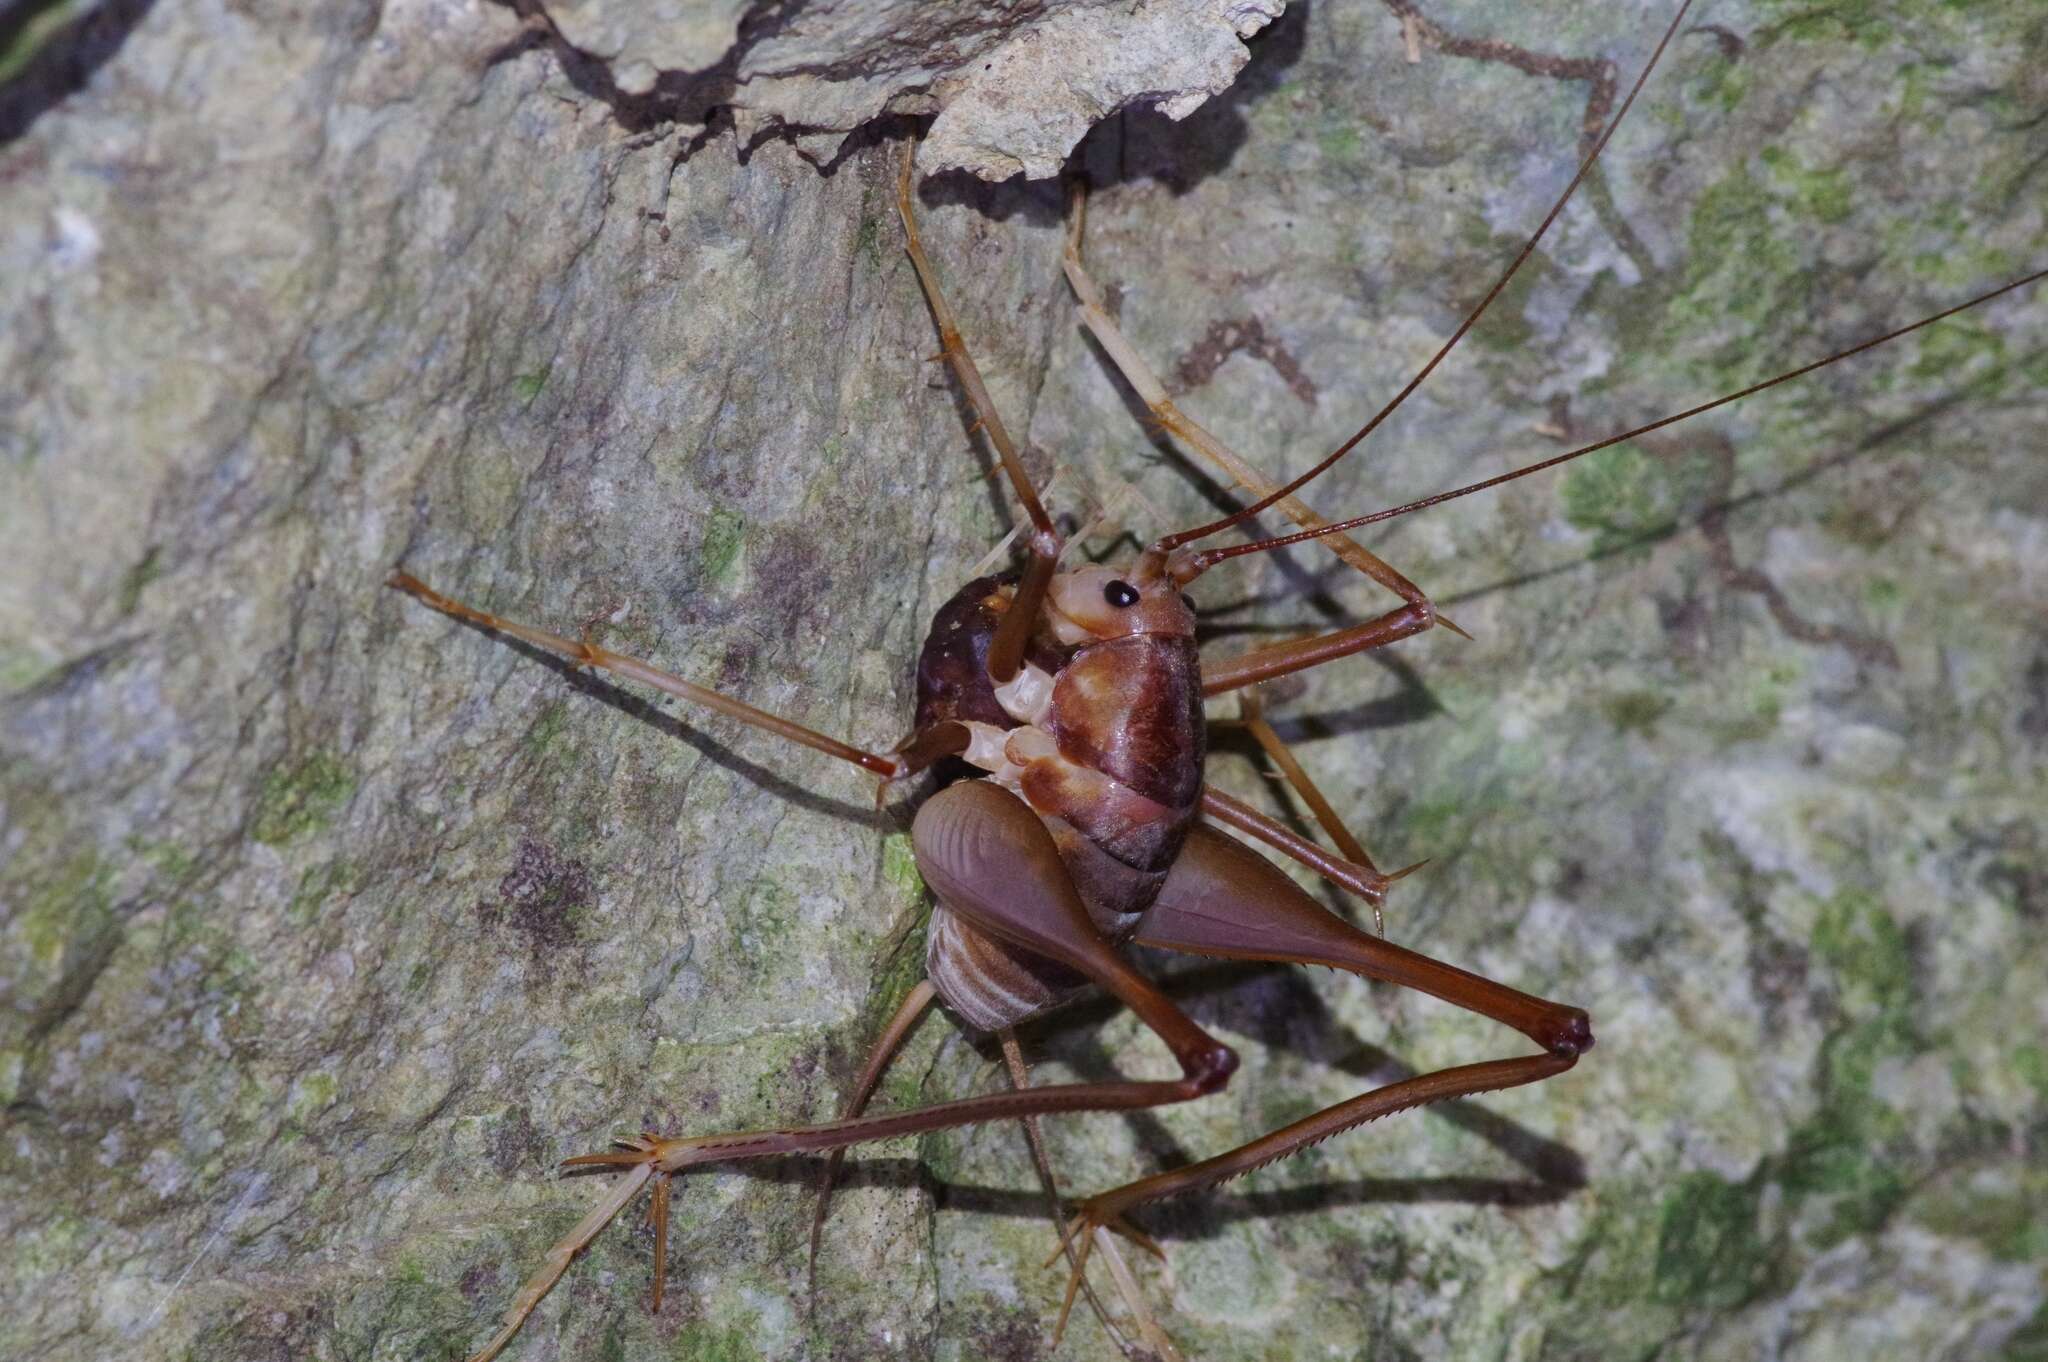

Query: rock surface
<box><xmin>3</xmin><ymin>2</ymin><xmax>2045</xmax><ymax>1361</ymax></box>
<box><xmin>306</xmin><ymin>0</ymin><xmax>1281</xmax><ymax>180</ymax></box>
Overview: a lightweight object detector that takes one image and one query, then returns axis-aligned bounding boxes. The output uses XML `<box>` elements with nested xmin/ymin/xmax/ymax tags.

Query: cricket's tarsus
<box><xmin>385</xmin><ymin>3</ymin><xmax>2043</xmax><ymax>1357</ymax></box>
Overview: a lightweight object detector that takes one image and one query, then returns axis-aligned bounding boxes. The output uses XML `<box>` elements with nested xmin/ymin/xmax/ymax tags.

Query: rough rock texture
<box><xmin>3</xmin><ymin>2</ymin><xmax>2046</xmax><ymax>1362</ymax></box>
<box><xmin>374</xmin><ymin>0</ymin><xmax>1280</xmax><ymax>180</ymax></box>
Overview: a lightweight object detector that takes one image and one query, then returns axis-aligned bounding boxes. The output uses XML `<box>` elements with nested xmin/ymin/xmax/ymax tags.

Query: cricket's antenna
<box><xmin>1184</xmin><ymin>267</ymin><xmax>2047</xmax><ymax>575</ymax></box>
<box><xmin>1155</xmin><ymin>0</ymin><xmax>1696</xmax><ymax>554</ymax></box>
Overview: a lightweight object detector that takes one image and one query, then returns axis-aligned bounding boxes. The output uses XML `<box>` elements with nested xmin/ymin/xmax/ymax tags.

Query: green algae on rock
<box><xmin>2</xmin><ymin>1</ymin><xmax>2044</xmax><ymax>1360</ymax></box>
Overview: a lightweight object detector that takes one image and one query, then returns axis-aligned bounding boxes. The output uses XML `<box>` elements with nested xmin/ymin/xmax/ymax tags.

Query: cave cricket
<box><xmin>386</xmin><ymin>1</ymin><xmax>2044</xmax><ymax>1356</ymax></box>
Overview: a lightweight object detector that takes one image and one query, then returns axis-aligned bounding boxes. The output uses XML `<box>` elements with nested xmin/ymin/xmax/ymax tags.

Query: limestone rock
<box><xmin>2</xmin><ymin>2</ymin><xmax>2044</xmax><ymax>1361</ymax></box>
<box><xmin>496</xmin><ymin>0</ymin><xmax>1284</xmax><ymax>178</ymax></box>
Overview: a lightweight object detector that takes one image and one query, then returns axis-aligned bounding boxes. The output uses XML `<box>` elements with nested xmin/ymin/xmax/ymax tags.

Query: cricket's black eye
<box><xmin>1103</xmin><ymin>580</ymin><xmax>1140</xmax><ymax>609</ymax></box>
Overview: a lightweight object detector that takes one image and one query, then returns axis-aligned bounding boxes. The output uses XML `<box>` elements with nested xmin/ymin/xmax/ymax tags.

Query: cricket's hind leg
<box><xmin>1001</xmin><ymin>1029</ymin><xmax>1194</xmax><ymax>1362</ymax></box>
<box><xmin>464</xmin><ymin>781</ymin><xmax>1240</xmax><ymax>1362</ymax></box>
<box><xmin>1208</xmin><ymin>685</ymin><xmax>1427</xmax><ymax>935</ymax></box>
<box><xmin>805</xmin><ymin>979</ymin><xmax>937</xmax><ymax>1295</ymax></box>
<box><xmin>1044</xmin><ymin>823</ymin><xmax>1589</xmax><ymax>1332</ymax></box>
<box><xmin>461</xmin><ymin>1159</ymin><xmax>661</xmax><ymax>1362</ymax></box>
<box><xmin>799</xmin><ymin>974</ymin><xmax>1153</xmax><ymax>1358</ymax></box>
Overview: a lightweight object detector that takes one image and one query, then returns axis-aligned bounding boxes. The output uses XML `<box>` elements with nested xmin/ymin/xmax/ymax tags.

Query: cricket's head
<box><xmin>1042</xmin><ymin>550</ymin><xmax>1194</xmax><ymax>644</ymax></box>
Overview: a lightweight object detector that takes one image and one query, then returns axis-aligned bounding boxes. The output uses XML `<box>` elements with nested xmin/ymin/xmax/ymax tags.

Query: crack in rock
<box><xmin>494</xmin><ymin>0</ymin><xmax>1287</xmax><ymax>179</ymax></box>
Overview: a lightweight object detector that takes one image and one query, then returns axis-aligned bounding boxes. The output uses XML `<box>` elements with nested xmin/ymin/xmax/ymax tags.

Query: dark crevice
<box><xmin>21</xmin><ymin>902</ymin><xmax>125</xmax><ymax>1047</ymax></box>
<box><xmin>482</xmin><ymin>0</ymin><xmax>956</xmax><ymax>176</ymax></box>
<box><xmin>0</xmin><ymin>0</ymin><xmax>156</xmax><ymax>146</ymax></box>
<box><xmin>1691</xmin><ymin>432</ymin><xmax>1900</xmax><ymax>669</ymax></box>
<box><xmin>1069</xmin><ymin>0</ymin><xmax>1310</xmax><ymax>197</ymax></box>
<box><xmin>484</xmin><ymin>0</ymin><xmax>811</xmax><ymax>138</ymax></box>
<box><xmin>1378</xmin><ymin>0</ymin><xmax>1617</xmax><ymax>162</ymax></box>
<box><xmin>1171</xmin><ymin>315</ymin><xmax>1320</xmax><ymax>407</ymax></box>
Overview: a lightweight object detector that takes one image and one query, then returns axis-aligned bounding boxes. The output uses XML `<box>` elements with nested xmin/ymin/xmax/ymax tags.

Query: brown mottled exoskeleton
<box><xmin>388</xmin><ymin>5</ymin><xmax>2043</xmax><ymax>1355</ymax></box>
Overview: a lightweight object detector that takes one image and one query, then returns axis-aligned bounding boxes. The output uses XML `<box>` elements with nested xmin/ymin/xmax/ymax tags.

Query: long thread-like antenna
<box><xmin>1184</xmin><ymin>267</ymin><xmax>2048</xmax><ymax>575</ymax></box>
<box><xmin>1155</xmin><ymin>0</ymin><xmax>1696</xmax><ymax>554</ymax></box>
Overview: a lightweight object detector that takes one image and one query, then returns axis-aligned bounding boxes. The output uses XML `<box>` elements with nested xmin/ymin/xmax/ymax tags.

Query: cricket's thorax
<box><xmin>910</xmin><ymin>574</ymin><xmax>1204</xmax><ymax>1030</ymax></box>
<box><xmin>912</xmin><ymin>573</ymin><xmax>1075</xmax><ymax>753</ymax></box>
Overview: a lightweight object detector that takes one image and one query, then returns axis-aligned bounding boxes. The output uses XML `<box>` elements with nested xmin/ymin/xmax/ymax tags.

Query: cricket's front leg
<box><xmin>388</xmin><ymin>571</ymin><xmax>904</xmax><ymax>776</ymax></box>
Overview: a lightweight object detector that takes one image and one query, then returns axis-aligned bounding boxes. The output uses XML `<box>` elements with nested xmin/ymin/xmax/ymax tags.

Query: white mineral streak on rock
<box><xmin>538</xmin><ymin>0</ymin><xmax>1285</xmax><ymax>180</ymax></box>
<box><xmin>48</xmin><ymin>206</ymin><xmax>101</xmax><ymax>272</ymax></box>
